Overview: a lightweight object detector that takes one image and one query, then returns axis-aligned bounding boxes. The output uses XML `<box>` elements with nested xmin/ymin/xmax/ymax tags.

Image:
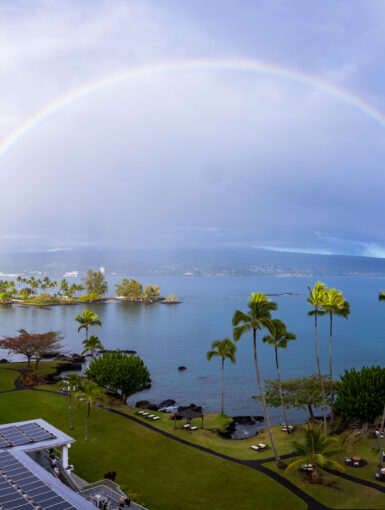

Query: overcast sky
<box><xmin>2</xmin><ymin>0</ymin><xmax>385</xmax><ymax>256</ymax></box>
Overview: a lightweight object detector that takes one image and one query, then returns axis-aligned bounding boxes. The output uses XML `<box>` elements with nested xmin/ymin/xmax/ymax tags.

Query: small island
<box><xmin>0</xmin><ymin>271</ymin><xmax>181</xmax><ymax>306</ymax></box>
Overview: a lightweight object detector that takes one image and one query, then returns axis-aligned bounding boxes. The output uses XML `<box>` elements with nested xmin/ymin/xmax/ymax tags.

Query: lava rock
<box><xmin>178</xmin><ymin>366</ymin><xmax>187</xmax><ymax>371</ymax></box>
<box><xmin>55</xmin><ymin>362</ymin><xmax>82</xmax><ymax>373</ymax></box>
<box><xmin>0</xmin><ymin>359</ymin><xmax>8</xmax><ymax>364</ymax></box>
<box><xmin>135</xmin><ymin>400</ymin><xmax>159</xmax><ymax>411</ymax></box>
<box><xmin>217</xmin><ymin>420</ymin><xmax>236</xmax><ymax>439</ymax></box>
<box><xmin>177</xmin><ymin>404</ymin><xmax>203</xmax><ymax>414</ymax></box>
<box><xmin>159</xmin><ymin>399</ymin><xmax>176</xmax><ymax>408</ymax></box>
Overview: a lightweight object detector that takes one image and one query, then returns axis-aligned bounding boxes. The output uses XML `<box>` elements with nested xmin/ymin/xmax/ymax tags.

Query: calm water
<box><xmin>1</xmin><ymin>276</ymin><xmax>385</xmax><ymax>425</ymax></box>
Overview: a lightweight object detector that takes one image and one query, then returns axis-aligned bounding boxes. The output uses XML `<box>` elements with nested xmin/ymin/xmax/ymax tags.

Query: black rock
<box><xmin>177</xmin><ymin>404</ymin><xmax>203</xmax><ymax>414</ymax></box>
<box><xmin>159</xmin><ymin>399</ymin><xmax>176</xmax><ymax>408</ymax></box>
<box><xmin>42</xmin><ymin>352</ymin><xmax>60</xmax><ymax>359</ymax></box>
<box><xmin>178</xmin><ymin>366</ymin><xmax>187</xmax><ymax>371</ymax></box>
<box><xmin>71</xmin><ymin>354</ymin><xmax>86</xmax><ymax>363</ymax></box>
<box><xmin>0</xmin><ymin>359</ymin><xmax>8</xmax><ymax>364</ymax></box>
<box><xmin>217</xmin><ymin>420</ymin><xmax>236</xmax><ymax>439</ymax></box>
<box><xmin>253</xmin><ymin>416</ymin><xmax>264</xmax><ymax>422</ymax></box>
<box><xmin>56</xmin><ymin>362</ymin><xmax>82</xmax><ymax>373</ymax></box>
<box><xmin>233</xmin><ymin>416</ymin><xmax>256</xmax><ymax>425</ymax></box>
<box><xmin>135</xmin><ymin>400</ymin><xmax>159</xmax><ymax>411</ymax></box>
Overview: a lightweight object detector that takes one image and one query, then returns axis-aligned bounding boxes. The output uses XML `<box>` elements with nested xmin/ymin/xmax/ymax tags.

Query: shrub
<box><xmin>86</xmin><ymin>351</ymin><xmax>150</xmax><ymax>401</ymax></box>
<box><xmin>335</xmin><ymin>365</ymin><xmax>385</xmax><ymax>423</ymax></box>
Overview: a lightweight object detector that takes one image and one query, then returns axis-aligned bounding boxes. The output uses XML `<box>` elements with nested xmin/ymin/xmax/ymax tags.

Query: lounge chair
<box><xmin>137</xmin><ymin>410</ymin><xmax>145</xmax><ymax>415</ymax></box>
<box><xmin>250</xmin><ymin>445</ymin><xmax>259</xmax><ymax>451</ymax></box>
<box><xmin>183</xmin><ymin>424</ymin><xmax>191</xmax><ymax>429</ymax></box>
<box><xmin>190</xmin><ymin>426</ymin><xmax>198</xmax><ymax>431</ymax></box>
<box><xmin>147</xmin><ymin>414</ymin><xmax>155</xmax><ymax>419</ymax></box>
<box><xmin>281</xmin><ymin>425</ymin><xmax>295</xmax><ymax>432</ymax></box>
<box><xmin>258</xmin><ymin>443</ymin><xmax>267</xmax><ymax>449</ymax></box>
<box><xmin>141</xmin><ymin>412</ymin><xmax>149</xmax><ymax>416</ymax></box>
<box><xmin>301</xmin><ymin>464</ymin><xmax>312</xmax><ymax>472</ymax></box>
<box><xmin>152</xmin><ymin>416</ymin><xmax>160</xmax><ymax>421</ymax></box>
<box><xmin>353</xmin><ymin>460</ymin><xmax>360</xmax><ymax>467</ymax></box>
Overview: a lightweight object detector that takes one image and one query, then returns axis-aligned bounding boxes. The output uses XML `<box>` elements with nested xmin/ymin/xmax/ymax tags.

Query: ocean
<box><xmin>1</xmin><ymin>275</ymin><xmax>384</xmax><ymax>426</ymax></box>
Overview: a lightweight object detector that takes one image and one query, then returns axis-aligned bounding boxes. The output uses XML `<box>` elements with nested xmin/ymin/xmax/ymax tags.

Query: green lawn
<box><xmin>0</xmin><ymin>390</ymin><xmax>305</xmax><ymax>510</ymax></box>
<box><xmin>265</xmin><ymin>461</ymin><xmax>385</xmax><ymax>509</ymax></box>
<box><xmin>0</xmin><ymin>366</ymin><xmax>19</xmax><ymax>390</ymax></box>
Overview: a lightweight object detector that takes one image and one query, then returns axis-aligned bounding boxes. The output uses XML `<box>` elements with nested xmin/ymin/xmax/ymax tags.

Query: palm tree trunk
<box><xmin>275</xmin><ymin>347</ymin><xmax>290</xmax><ymax>434</ymax></box>
<box><xmin>329</xmin><ymin>313</ymin><xmax>334</xmax><ymax>426</ymax></box>
<box><xmin>307</xmin><ymin>404</ymin><xmax>315</xmax><ymax>421</ymax></box>
<box><xmin>315</xmin><ymin>312</ymin><xmax>328</xmax><ymax>435</ymax></box>
<box><xmin>84</xmin><ymin>405</ymin><xmax>89</xmax><ymax>441</ymax></box>
<box><xmin>376</xmin><ymin>405</ymin><xmax>385</xmax><ymax>452</ymax></box>
<box><xmin>69</xmin><ymin>394</ymin><xmax>73</xmax><ymax>430</ymax></box>
<box><xmin>253</xmin><ymin>329</ymin><xmax>282</xmax><ymax>466</ymax></box>
<box><xmin>221</xmin><ymin>358</ymin><xmax>224</xmax><ymax>415</ymax></box>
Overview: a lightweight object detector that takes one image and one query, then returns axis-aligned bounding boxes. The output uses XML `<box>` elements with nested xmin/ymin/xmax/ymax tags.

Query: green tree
<box><xmin>307</xmin><ymin>282</ymin><xmax>328</xmax><ymax>435</ymax></box>
<box><xmin>143</xmin><ymin>284</ymin><xmax>160</xmax><ymax>302</ymax></box>
<box><xmin>257</xmin><ymin>375</ymin><xmax>332</xmax><ymax>421</ymax></box>
<box><xmin>335</xmin><ymin>366</ymin><xmax>385</xmax><ymax>424</ymax></box>
<box><xmin>75</xmin><ymin>310</ymin><xmax>101</xmax><ymax>341</ymax></box>
<box><xmin>86</xmin><ymin>351</ymin><xmax>150</xmax><ymax>402</ymax></box>
<box><xmin>82</xmin><ymin>269</ymin><xmax>108</xmax><ymax>296</ymax></box>
<box><xmin>233</xmin><ymin>292</ymin><xmax>282</xmax><ymax>466</ymax></box>
<box><xmin>81</xmin><ymin>334</ymin><xmax>104</xmax><ymax>358</ymax></box>
<box><xmin>285</xmin><ymin>424</ymin><xmax>344</xmax><ymax>482</ymax></box>
<box><xmin>164</xmin><ymin>294</ymin><xmax>179</xmax><ymax>302</ymax></box>
<box><xmin>206</xmin><ymin>338</ymin><xmax>236</xmax><ymax>415</ymax></box>
<box><xmin>60</xmin><ymin>279</ymin><xmax>69</xmax><ymax>296</ymax></box>
<box><xmin>59</xmin><ymin>373</ymin><xmax>80</xmax><ymax>430</ymax></box>
<box><xmin>322</xmin><ymin>288</ymin><xmax>350</xmax><ymax>424</ymax></box>
<box><xmin>76</xmin><ymin>380</ymin><xmax>105</xmax><ymax>441</ymax></box>
<box><xmin>262</xmin><ymin>319</ymin><xmax>296</xmax><ymax>433</ymax></box>
<box><xmin>114</xmin><ymin>278</ymin><xmax>143</xmax><ymax>299</ymax></box>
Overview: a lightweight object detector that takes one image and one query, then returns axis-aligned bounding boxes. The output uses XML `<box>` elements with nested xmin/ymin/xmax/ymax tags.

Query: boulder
<box><xmin>0</xmin><ymin>359</ymin><xmax>8</xmax><ymax>364</ymax></box>
<box><xmin>159</xmin><ymin>399</ymin><xmax>176</xmax><ymax>408</ymax></box>
<box><xmin>217</xmin><ymin>420</ymin><xmax>236</xmax><ymax>439</ymax></box>
<box><xmin>55</xmin><ymin>362</ymin><xmax>82</xmax><ymax>373</ymax></box>
<box><xmin>178</xmin><ymin>366</ymin><xmax>187</xmax><ymax>371</ymax></box>
<box><xmin>177</xmin><ymin>404</ymin><xmax>203</xmax><ymax>414</ymax></box>
<box><xmin>71</xmin><ymin>354</ymin><xmax>86</xmax><ymax>363</ymax></box>
<box><xmin>42</xmin><ymin>352</ymin><xmax>60</xmax><ymax>359</ymax></box>
<box><xmin>135</xmin><ymin>400</ymin><xmax>159</xmax><ymax>411</ymax></box>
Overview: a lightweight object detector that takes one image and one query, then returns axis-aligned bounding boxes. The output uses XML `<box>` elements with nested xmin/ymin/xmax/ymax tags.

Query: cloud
<box><xmin>1</xmin><ymin>0</ymin><xmax>385</xmax><ymax>256</ymax></box>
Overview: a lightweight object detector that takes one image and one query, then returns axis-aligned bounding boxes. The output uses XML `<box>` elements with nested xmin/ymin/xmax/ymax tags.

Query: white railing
<box><xmin>79</xmin><ymin>479</ymin><xmax>148</xmax><ymax>509</ymax></box>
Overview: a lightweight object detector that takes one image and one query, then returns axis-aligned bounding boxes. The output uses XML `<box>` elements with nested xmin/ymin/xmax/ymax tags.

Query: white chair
<box><xmin>152</xmin><ymin>416</ymin><xmax>160</xmax><ymax>421</ymax></box>
<box><xmin>250</xmin><ymin>445</ymin><xmax>259</xmax><ymax>450</ymax></box>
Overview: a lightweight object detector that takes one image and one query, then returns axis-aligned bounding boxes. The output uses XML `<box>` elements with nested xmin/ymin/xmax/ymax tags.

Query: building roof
<box><xmin>0</xmin><ymin>419</ymin><xmax>95</xmax><ymax>510</ymax></box>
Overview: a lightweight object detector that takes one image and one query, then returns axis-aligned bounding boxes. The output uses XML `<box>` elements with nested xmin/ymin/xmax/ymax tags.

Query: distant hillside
<box><xmin>1</xmin><ymin>248</ymin><xmax>385</xmax><ymax>277</ymax></box>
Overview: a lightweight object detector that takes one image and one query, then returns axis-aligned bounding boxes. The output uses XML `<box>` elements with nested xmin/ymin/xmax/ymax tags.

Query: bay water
<box><xmin>1</xmin><ymin>276</ymin><xmax>384</xmax><ymax>427</ymax></box>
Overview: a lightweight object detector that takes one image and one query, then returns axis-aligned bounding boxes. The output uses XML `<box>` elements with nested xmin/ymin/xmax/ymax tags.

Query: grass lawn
<box><xmin>264</xmin><ymin>461</ymin><xmax>385</xmax><ymax>509</ymax></box>
<box><xmin>0</xmin><ymin>365</ymin><xmax>20</xmax><ymax>390</ymax></box>
<box><xmin>0</xmin><ymin>390</ymin><xmax>306</xmax><ymax>510</ymax></box>
<box><xmin>123</xmin><ymin>405</ymin><xmax>302</xmax><ymax>461</ymax></box>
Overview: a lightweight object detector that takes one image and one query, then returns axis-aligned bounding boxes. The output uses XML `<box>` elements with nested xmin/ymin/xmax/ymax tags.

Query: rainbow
<box><xmin>1</xmin><ymin>57</ymin><xmax>384</xmax><ymax>158</ymax></box>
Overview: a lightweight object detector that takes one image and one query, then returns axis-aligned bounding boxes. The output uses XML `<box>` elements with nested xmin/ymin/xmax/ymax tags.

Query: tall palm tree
<box><xmin>76</xmin><ymin>380</ymin><xmax>105</xmax><ymax>441</ymax></box>
<box><xmin>322</xmin><ymin>288</ymin><xmax>350</xmax><ymax>425</ymax></box>
<box><xmin>59</xmin><ymin>373</ymin><xmax>80</xmax><ymax>430</ymax></box>
<box><xmin>285</xmin><ymin>424</ymin><xmax>344</xmax><ymax>482</ymax></box>
<box><xmin>206</xmin><ymin>338</ymin><xmax>236</xmax><ymax>415</ymax></box>
<box><xmin>75</xmin><ymin>310</ymin><xmax>101</xmax><ymax>341</ymax></box>
<box><xmin>307</xmin><ymin>282</ymin><xmax>328</xmax><ymax>435</ymax></box>
<box><xmin>262</xmin><ymin>319</ymin><xmax>296</xmax><ymax>434</ymax></box>
<box><xmin>233</xmin><ymin>292</ymin><xmax>282</xmax><ymax>466</ymax></box>
<box><xmin>81</xmin><ymin>335</ymin><xmax>104</xmax><ymax>358</ymax></box>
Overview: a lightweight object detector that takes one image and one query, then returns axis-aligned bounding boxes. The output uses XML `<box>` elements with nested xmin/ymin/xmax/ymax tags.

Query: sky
<box><xmin>2</xmin><ymin>0</ymin><xmax>385</xmax><ymax>256</ymax></box>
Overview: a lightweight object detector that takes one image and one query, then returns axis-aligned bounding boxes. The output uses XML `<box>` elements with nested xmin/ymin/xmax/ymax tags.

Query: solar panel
<box><xmin>0</xmin><ymin>452</ymin><xmax>77</xmax><ymax>510</ymax></box>
<box><xmin>0</xmin><ymin>437</ymin><xmax>11</xmax><ymax>448</ymax></box>
<box><xmin>18</xmin><ymin>423</ymin><xmax>55</xmax><ymax>443</ymax></box>
<box><xmin>0</xmin><ymin>427</ymin><xmax>31</xmax><ymax>446</ymax></box>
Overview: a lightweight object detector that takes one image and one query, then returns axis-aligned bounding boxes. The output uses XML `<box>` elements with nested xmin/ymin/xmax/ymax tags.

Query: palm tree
<box><xmin>322</xmin><ymin>289</ymin><xmax>350</xmax><ymax>425</ymax></box>
<box><xmin>286</xmin><ymin>424</ymin><xmax>344</xmax><ymax>482</ymax></box>
<box><xmin>307</xmin><ymin>282</ymin><xmax>328</xmax><ymax>435</ymax></box>
<box><xmin>81</xmin><ymin>335</ymin><xmax>104</xmax><ymax>358</ymax></box>
<box><xmin>76</xmin><ymin>380</ymin><xmax>105</xmax><ymax>441</ymax></box>
<box><xmin>75</xmin><ymin>310</ymin><xmax>101</xmax><ymax>341</ymax></box>
<box><xmin>262</xmin><ymin>319</ymin><xmax>296</xmax><ymax>434</ymax></box>
<box><xmin>59</xmin><ymin>373</ymin><xmax>80</xmax><ymax>430</ymax></box>
<box><xmin>233</xmin><ymin>292</ymin><xmax>282</xmax><ymax>466</ymax></box>
<box><xmin>206</xmin><ymin>338</ymin><xmax>236</xmax><ymax>415</ymax></box>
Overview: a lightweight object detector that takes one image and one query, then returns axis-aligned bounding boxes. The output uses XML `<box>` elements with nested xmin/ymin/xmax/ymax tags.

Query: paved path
<box><xmin>1</xmin><ymin>367</ymin><xmax>385</xmax><ymax>510</ymax></box>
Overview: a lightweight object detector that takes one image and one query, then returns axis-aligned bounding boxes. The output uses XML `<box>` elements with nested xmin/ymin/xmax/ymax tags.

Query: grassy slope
<box><xmin>265</xmin><ymin>461</ymin><xmax>385</xmax><ymax>509</ymax></box>
<box><xmin>0</xmin><ymin>390</ymin><xmax>305</xmax><ymax>510</ymax></box>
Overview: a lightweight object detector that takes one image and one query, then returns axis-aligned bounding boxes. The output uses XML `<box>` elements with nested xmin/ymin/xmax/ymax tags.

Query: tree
<box><xmin>82</xmin><ymin>269</ymin><xmax>108</xmax><ymax>296</ymax></box>
<box><xmin>233</xmin><ymin>292</ymin><xmax>282</xmax><ymax>466</ymax></box>
<box><xmin>206</xmin><ymin>338</ymin><xmax>236</xmax><ymax>415</ymax></box>
<box><xmin>76</xmin><ymin>380</ymin><xmax>105</xmax><ymax>441</ymax></box>
<box><xmin>257</xmin><ymin>375</ymin><xmax>332</xmax><ymax>421</ymax></box>
<box><xmin>262</xmin><ymin>319</ymin><xmax>296</xmax><ymax>433</ymax></box>
<box><xmin>81</xmin><ymin>335</ymin><xmax>104</xmax><ymax>358</ymax></box>
<box><xmin>59</xmin><ymin>373</ymin><xmax>80</xmax><ymax>430</ymax></box>
<box><xmin>60</xmin><ymin>279</ymin><xmax>69</xmax><ymax>296</ymax></box>
<box><xmin>307</xmin><ymin>282</ymin><xmax>328</xmax><ymax>435</ymax></box>
<box><xmin>285</xmin><ymin>424</ymin><xmax>344</xmax><ymax>482</ymax></box>
<box><xmin>114</xmin><ymin>278</ymin><xmax>143</xmax><ymax>299</ymax></box>
<box><xmin>0</xmin><ymin>329</ymin><xmax>63</xmax><ymax>371</ymax></box>
<box><xmin>75</xmin><ymin>310</ymin><xmax>101</xmax><ymax>341</ymax></box>
<box><xmin>86</xmin><ymin>351</ymin><xmax>150</xmax><ymax>402</ymax></box>
<box><xmin>143</xmin><ymin>284</ymin><xmax>160</xmax><ymax>302</ymax></box>
<box><xmin>164</xmin><ymin>294</ymin><xmax>179</xmax><ymax>302</ymax></box>
<box><xmin>334</xmin><ymin>366</ymin><xmax>385</xmax><ymax>424</ymax></box>
<box><xmin>322</xmin><ymin>288</ymin><xmax>350</xmax><ymax>424</ymax></box>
